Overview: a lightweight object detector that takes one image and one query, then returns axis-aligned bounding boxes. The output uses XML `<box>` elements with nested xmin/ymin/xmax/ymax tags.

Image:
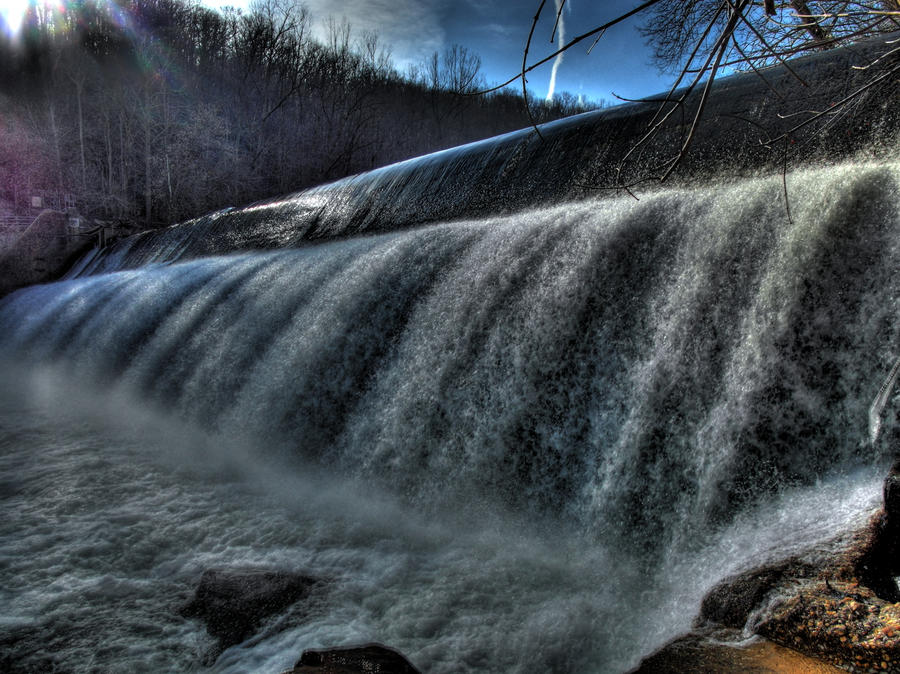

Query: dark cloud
<box><xmin>303</xmin><ymin>0</ymin><xmax>448</xmax><ymax>63</ymax></box>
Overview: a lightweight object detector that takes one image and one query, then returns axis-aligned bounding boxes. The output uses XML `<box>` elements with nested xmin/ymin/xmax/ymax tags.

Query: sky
<box><xmin>199</xmin><ymin>0</ymin><xmax>672</xmax><ymax>104</ymax></box>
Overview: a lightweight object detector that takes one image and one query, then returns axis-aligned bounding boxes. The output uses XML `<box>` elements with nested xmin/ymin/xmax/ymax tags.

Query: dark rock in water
<box><xmin>289</xmin><ymin>643</ymin><xmax>419</xmax><ymax>673</ymax></box>
<box><xmin>180</xmin><ymin>568</ymin><xmax>319</xmax><ymax>653</ymax></box>
<box><xmin>699</xmin><ymin>560</ymin><xmax>816</xmax><ymax>630</ymax></box>
<box><xmin>883</xmin><ymin>459</ymin><xmax>900</xmax><ymax>522</ymax></box>
<box><xmin>854</xmin><ymin>459</ymin><xmax>900</xmax><ymax>603</ymax></box>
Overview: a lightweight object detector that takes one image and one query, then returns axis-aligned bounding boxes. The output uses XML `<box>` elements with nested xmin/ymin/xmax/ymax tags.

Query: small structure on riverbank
<box><xmin>0</xmin><ymin>210</ymin><xmax>106</xmax><ymax>297</ymax></box>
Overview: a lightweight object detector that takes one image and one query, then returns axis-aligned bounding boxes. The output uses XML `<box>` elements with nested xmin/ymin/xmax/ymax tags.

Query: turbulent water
<box><xmin>1</xmin><ymin>159</ymin><xmax>899</xmax><ymax>672</ymax></box>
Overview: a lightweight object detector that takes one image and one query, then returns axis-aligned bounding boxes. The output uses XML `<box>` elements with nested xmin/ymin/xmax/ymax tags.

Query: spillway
<box><xmin>1</xmin><ymin>152</ymin><xmax>898</xmax><ymax>671</ymax></box>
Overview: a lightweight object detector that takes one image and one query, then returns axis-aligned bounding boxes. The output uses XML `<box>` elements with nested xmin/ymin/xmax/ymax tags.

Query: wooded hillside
<box><xmin>0</xmin><ymin>0</ymin><xmax>597</xmax><ymax>229</ymax></box>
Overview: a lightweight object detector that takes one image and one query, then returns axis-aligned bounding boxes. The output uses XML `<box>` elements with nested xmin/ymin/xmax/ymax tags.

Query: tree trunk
<box><xmin>72</xmin><ymin>76</ymin><xmax>86</xmax><ymax>193</ymax></box>
<box><xmin>144</xmin><ymin>92</ymin><xmax>152</xmax><ymax>227</ymax></box>
<box><xmin>119</xmin><ymin>113</ymin><xmax>127</xmax><ymax>196</ymax></box>
<box><xmin>790</xmin><ymin>0</ymin><xmax>830</xmax><ymax>43</ymax></box>
<box><xmin>104</xmin><ymin>111</ymin><xmax>113</xmax><ymax>212</ymax></box>
<box><xmin>46</xmin><ymin>97</ymin><xmax>64</xmax><ymax>192</ymax></box>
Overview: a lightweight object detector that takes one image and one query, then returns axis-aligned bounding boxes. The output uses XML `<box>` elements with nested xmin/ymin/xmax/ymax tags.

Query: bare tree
<box><xmin>495</xmin><ymin>0</ymin><xmax>899</xmax><ymax>191</ymax></box>
<box><xmin>0</xmin><ymin>0</ymin><xmax>584</xmax><ymax>230</ymax></box>
<box><xmin>441</xmin><ymin>44</ymin><xmax>485</xmax><ymax>94</ymax></box>
<box><xmin>422</xmin><ymin>44</ymin><xmax>485</xmax><ymax>94</ymax></box>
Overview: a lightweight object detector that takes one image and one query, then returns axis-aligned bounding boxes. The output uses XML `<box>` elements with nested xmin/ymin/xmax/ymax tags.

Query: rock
<box><xmin>698</xmin><ymin>560</ymin><xmax>815</xmax><ymax>629</ymax></box>
<box><xmin>630</xmin><ymin>629</ymin><xmax>845</xmax><ymax>673</ymax></box>
<box><xmin>883</xmin><ymin>459</ymin><xmax>900</xmax><ymax>522</ymax></box>
<box><xmin>180</xmin><ymin>568</ymin><xmax>319</xmax><ymax>654</ymax></box>
<box><xmin>690</xmin><ymin>463</ymin><xmax>900</xmax><ymax>672</ymax></box>
<box><xmin>288</xmin><ymin>643</ymin><xmax>419</xmax><ymax>673</ymax></box>
<box><xmin>756</xmin><ymin>579</ymin><xmax>900</xmax><ymax>672</ymax></box>
<box><xmin>860</xmin><ymin>458</ymin><xmax>900</xmax><ymax>601</ymax></box>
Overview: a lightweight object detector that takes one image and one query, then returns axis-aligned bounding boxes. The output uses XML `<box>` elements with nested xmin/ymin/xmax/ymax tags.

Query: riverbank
<box><xmin>0</xmin><ymin>211</ymin><xmax>145</xmax><ymax>298</ymax></box>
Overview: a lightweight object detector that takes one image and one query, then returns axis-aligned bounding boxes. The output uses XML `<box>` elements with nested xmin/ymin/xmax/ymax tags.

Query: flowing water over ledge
<box><xmin>1</xmin><ymin>159</ymin><xmax>899</xmax><ymax>671</ymax></box>
<box><xmin>64</xmin><ymin>33</ymin><xmax>899</xmax><ymax>281</ymax></box>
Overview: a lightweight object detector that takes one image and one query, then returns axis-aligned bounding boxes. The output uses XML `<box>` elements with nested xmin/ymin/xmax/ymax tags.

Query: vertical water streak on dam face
<box><xmin>0</xmin><ymin>161</ymin><xmax>898</xmax><ymax>556</ymax></box>
<box><xmin>588</xmin><ymin>162</ymin><xmax>900</xmax><ymax>544</ymax></box>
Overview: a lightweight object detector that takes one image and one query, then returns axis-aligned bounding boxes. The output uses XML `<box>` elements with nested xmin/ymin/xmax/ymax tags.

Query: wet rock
<box><xmin>756</xmin><ymin>579</ymin><xmax>900</xmax><ymax>672</ymax></box>
<box><xmin>857</xmin><ymin>458</ymin><xmax>900</xmax><ymax>602</ymax></box>
<box><xmin>691</xmin><ymin>463</ymin><xmax>900</xmax><ymax>672</ymax></box>
<box><xmin>288</xmin><ymin>643</ymin><xmax>419</xmax><ymax>673</ymax></box>
<box><xmin>699</xmin><ymin>560</ymin><xmax>815</xmax><ymax>629</ymax></box>
<box><xmin>180</xmin><ymin>568</ymin><xmax>319</xmax><ymax>653</ymax></box>
<box><xmin>883</xmin><ymin>459</ymin><xmax>900</xmax><ymax>522</ymax></box>
<box><xmin>630</xmin><ymin>628</ymin><xmax>844</xmax><ymax>673</ymax></box>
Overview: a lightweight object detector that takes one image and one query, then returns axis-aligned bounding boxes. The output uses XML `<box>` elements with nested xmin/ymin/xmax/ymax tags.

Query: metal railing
<box><xmin>0</xmin><ymin>213</ymin><xmax>120</xmax><ymax>252</ymax></box>
<box><xmin>0</xmin><ymin>215</ymin><xmax>35</xmax><ymax>230</ymax></box>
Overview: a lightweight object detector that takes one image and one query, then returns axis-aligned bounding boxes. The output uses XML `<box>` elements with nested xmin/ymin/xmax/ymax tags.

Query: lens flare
<box><xmin>1</xmin><ymin>0</ymin><xmax>31</xmax><ymax>37</ymax></box>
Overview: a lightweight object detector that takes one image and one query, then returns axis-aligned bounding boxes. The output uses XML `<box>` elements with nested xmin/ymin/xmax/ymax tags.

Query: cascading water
<box><xmin>1</xmin><ymin>153</ymin><xmax>898</xmax><ymax>672</ymax></box>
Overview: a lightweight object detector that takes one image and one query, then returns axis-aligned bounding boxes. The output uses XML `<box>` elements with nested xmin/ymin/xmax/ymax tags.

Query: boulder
<box><xmin>698</xmin><ymin>560</ymin><xmax>816</xmax><ymax>629</ymax></box>
<box><xmin>289</xmin><ymin>643</ymin><xmax>419</xmax><ymax>674</ymax></box>
<box><xmin>637</xmin><ymin>462</ymin><xmax>900</xmax><ymax>672</ymax></box>
<box><xmin>629</xmin><ymin>629</ymin><xmax>844</xmax><ymax>673</ymax></box>
<box><xmin>756</xmin><ymin>578</ymin><xmax>900</xmax><ymax>672</ymax></box>
<box><xmin>180</xmin><ymin>568</ymin><xmax>319</xmax><ymax>653</ymax></box>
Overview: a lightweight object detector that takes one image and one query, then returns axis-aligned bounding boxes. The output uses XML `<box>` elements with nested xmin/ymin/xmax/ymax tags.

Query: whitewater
<box><xmin>0</xmin><ymin>157</ymin><xmax>898</xmax><ymax>672</ymax></box>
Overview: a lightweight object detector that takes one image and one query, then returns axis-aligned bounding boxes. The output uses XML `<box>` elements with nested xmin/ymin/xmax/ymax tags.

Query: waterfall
<box><xmin>0</xmin><ymin>156</ymin><xmax>900</xmax><ymax>671</ymax></box>
<box><xmin>1</xmin><ymin>87</ymin><xmax>899</xmax><ymax>674</ymax></box>
<box><xmin>6</xmin><ymin>160</ymin><xmax>898</xmax><ymax>522</ymax></box>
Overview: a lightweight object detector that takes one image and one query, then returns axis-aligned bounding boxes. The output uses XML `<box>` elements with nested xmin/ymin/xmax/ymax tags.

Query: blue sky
<box><xmin>200</xmin><ymin>0</ymin><xmax>671</xmax><ymax>105</ymax></box>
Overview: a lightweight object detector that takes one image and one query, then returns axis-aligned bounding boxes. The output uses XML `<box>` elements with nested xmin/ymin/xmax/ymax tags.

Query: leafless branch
<box><xmin>505</xmin><ymin>0</ymin><xmax>898</xmax><ymax>193</ymax></box>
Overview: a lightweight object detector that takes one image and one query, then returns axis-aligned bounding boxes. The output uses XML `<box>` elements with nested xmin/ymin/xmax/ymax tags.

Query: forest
<box><xmin>0</xmin><ymin>0</ymin><xmax>597</xmax><ymax>229</ymax></box>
